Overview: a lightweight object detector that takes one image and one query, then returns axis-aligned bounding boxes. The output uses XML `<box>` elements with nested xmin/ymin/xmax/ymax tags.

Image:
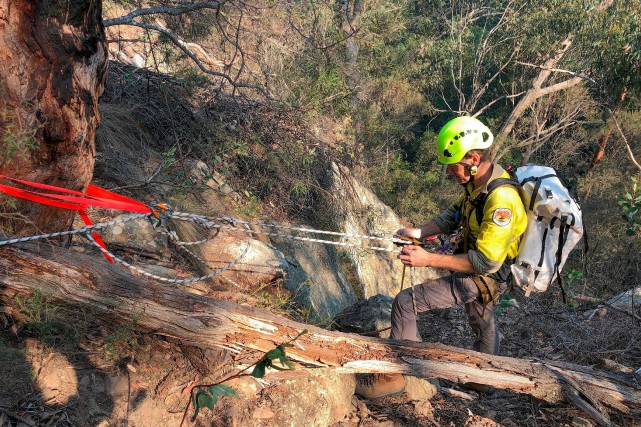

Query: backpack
<box><xmin>482</xmin><ymin>164</ymin><xmax>584</xmax><ymax>299</ymax></box>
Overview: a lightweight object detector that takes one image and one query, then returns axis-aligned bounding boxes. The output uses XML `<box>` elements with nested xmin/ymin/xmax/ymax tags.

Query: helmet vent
<box><xmin>482</xmin><ymin>132</ymin><xmax>490</xmax><ymax>142</ymax></box>
<box><xmin>443</xmin><ymin>149</ymin><xmax>453</xmax><ymax>158</ymax></box>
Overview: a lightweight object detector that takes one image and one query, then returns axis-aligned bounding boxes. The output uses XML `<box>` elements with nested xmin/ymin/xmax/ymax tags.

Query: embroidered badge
<box><xmin>492</xmin><ymin>208</ymin><xmax>512</xmax><ymax>226</ymax></box>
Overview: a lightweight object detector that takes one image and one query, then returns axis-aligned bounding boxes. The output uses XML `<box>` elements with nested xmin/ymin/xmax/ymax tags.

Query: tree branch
<box><xmin>103</xmin><ymin>3</ymin><xmax>226</xmax><ymax>27</ymax></box>
<box><xmin>613</xmin><ymin>113</ymin><xmax>641</xmax><ymax>171</ymax></box>
<box><xmin>514</xmin><ymin>61</ymin><xmax>597</xmax><ymax>85</ymax></box>
<box><xmin>107</xmin><ymin>19</ymin><xmax>270</xmax><ymax>97</ymax></box>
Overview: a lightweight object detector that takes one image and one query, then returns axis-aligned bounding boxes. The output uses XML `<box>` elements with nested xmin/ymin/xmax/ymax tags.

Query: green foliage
<box><xmin>617</xmin><ymin>176</ymin><xmax>641</xmax><ymax>237</ymax></box>
<box><xmin>495</xmin><ymin>293</ymin><xmax>519</xmax><ymax>315</ymax></box>
<box><xmin>564</xmin><ymin>268</ymin><xmax>584</xmax><ymax>301</ymax></box>
<box><xmin>188</xmin><ymin>329</ymin><xmax>308</xmax><ymax>423</ymax></box>
<box><xmin>308</xmin><ymin>67</ymin><xmax>353</xmax><ymax>117</ymax></box>
<box><xmin>192</xmin><ymin>385</ymin><xmax>239</xmax><ymax>419</ymax></box>
<box><xmin>251</xmin><ymin>344</ymin><xmax>295</xmax><ymax>378</ymax></box>
<box><xmin>13</xmin><ymin>292</ymin><xmax>93</xmax><ymax>350</ymax></box>
<box><xmin>100</xmin><ymin>325</ymin><xmax>139</xmax><ymax>362</ymax></box>
<box><xmin>0</xmin><ymin>85</ymin><xmax>38</xmax><ymax>168</ymax></box>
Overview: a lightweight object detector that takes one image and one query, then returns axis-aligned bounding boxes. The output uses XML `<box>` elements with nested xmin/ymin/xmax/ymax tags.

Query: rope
<box><xmin>0</xmin><ymin>210</ymin><xmax>409</xmax><ymax>284</ymax></box>
<box><xmin>168</xmin><ymin>212</ymin><xmax>406</xmax><ymax>253</ymax></box>
<box><xmin>410</xmin><ymin>266</ymin><xmax>418</xmax><ymax>316</ymax></box>
<box><xmin>84</xmin><ymin>231</ymin><xmax>251</xmax><ymax>284</ymax></box>
<box><xmin>0</xmin><ymin>213</ymin><xmax>149</xmax><ymax>247</ymax></box>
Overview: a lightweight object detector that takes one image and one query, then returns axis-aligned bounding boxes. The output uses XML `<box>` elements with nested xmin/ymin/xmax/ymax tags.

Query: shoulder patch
<box><xmin>492</xmin><ymin>208</ymin><xmax>512</xmax><ymax>226</ymax></box>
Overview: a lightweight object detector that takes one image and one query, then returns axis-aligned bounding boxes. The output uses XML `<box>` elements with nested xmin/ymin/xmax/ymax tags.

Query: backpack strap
<box><xmin>520</xmin><ymin>173</ymin><xmax>557</xmax><ymax>211</ymax></box>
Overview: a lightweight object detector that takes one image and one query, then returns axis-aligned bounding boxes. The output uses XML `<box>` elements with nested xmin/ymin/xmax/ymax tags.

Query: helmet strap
<box><xmin>456</xmin><ymin>161</ymin><xmax>478</xmax><ymax>185</ymax></box>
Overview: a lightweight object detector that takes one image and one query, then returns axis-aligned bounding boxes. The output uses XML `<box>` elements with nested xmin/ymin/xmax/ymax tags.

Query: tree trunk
<box><xmin>491</xmin><ymin>36</ymin><xmax>583</xmax><ymax>161</ymax></box>
<box><xmin>591</xmin><ymin>87</ymin><xmax>628</xmax><ymax>168</ymax></box>
<box><xmin>1</xmin><ymin>242</ymin><xmax>639</xmax><ymax>425</ymax></box>
<box><xmin>0</xmin><ymin>0</ymin><xmax>108</xmax><ymax>233</ymax></box>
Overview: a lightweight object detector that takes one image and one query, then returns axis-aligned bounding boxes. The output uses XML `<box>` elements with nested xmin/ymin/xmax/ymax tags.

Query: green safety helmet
<box><xmin>436</xmin><ymin>116</ymin><xmax>493</xmax><ymax>164</ymax></box>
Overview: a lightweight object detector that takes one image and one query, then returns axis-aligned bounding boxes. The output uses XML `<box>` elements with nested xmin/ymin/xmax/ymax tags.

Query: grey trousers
<box><xmin>390</xmin><ymin>272</ymin><xmax>501</xmax><ymax>355</ymax></box>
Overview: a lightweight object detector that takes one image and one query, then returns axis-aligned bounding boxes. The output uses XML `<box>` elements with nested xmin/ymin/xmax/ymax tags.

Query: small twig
<box><xmin>0</xmin><ymin>407</ymin><xmax>38</xmax><ymax>427</ymax></box>
<box><xmin>441</xmin><ymin>387</ymin><xmax>477</xmax><ymax>401</ymax></box>
<box><xmin>573</xmin><ymin>294</ymin><xmax>641</xmax><ymax>321</ymax></box>
<box><xmin>612</xmin><ymin>114</ymin><xmax>641</xmax><ymax>171</ymax></box>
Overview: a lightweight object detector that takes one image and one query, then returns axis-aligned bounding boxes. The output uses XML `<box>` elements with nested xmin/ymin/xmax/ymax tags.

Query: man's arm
<box><xmin>398</xmin><ymin>246</ymin><xmax>475</xmax><ymax>274</ymax></box>
<box><xmin>396</xmin><ymin>220</ymin><xmax>442</xmax><ymax>240</ymax></box>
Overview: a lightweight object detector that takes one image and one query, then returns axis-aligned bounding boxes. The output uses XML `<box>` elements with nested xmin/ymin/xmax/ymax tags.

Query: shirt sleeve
<box><xmin>433</xmin><ymin>193</ymin><xmax>465</xmax><ymax>234</ymax></box>
<box><xmin>468</xmin><ymin>249</ymin><xmax>503</xmax><ymax>275</ymax></box>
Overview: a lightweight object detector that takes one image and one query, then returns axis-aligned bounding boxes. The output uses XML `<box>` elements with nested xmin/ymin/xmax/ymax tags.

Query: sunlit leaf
<box><xmin>266</xmin><ymin>347</ymin><xmax>284</xmax><ymax>360</ymax></box>
<box><xmin>208</xmin><ymin>384</ymin><xmax>239</xmax><ymax>400</ymax></box>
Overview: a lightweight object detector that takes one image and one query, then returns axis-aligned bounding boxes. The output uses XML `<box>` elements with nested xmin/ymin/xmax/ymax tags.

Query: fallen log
<box><xmin>1</xmin><ymin>243</ymin><xmax>639</xmax><ymax>425</ymax></box>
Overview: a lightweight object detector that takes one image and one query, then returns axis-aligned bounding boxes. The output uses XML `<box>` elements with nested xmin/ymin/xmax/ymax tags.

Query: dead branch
<box><xmin>0</xmin><ymin>242</ymin><xmax>640</xmax><ymax>426</ymax></box>
<box><xmin>103</xmin><ymin>2</ymin><xmax>270</xmax><ymax>98</ymax></box>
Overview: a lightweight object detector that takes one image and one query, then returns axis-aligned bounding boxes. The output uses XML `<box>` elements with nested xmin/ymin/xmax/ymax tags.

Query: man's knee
<box><xmin>393</xmin><ymin>289</ymin><xmax>416</xmax><ymax>314</ymax></box>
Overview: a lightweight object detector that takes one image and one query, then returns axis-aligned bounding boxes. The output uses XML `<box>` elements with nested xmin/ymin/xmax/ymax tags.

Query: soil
<box><xmin>1</xmin><ymin>288</ymin><xmax>639</xmax><ymax>427</ymax></box>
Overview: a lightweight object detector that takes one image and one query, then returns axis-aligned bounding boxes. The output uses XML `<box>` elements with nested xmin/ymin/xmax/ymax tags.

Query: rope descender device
<box><xmin>148</xmin><ymin>202</ymin><xmax>174</xmax><ymax>228</ymax></box>
<box><xmin>393</xmin><ymin>235</ymin><xmax>425</xmax><ymax>247</ymax></box>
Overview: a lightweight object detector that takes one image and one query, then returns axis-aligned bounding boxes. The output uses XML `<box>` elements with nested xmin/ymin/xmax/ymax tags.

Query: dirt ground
<box><xmin>0</xmin><ymin>288</ymin><xmax>640</xmax><ymax>427</ymax></box>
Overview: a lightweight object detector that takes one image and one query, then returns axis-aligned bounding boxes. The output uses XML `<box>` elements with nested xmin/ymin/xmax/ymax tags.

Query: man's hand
<box><xmin>395</xmin><ymin>227</ymin><xmax>422</xmax><ymax>240</ymax></box>
<box><xmin>397</xmin><ymin>245</ymin><xmax>432</xmax><ymax>267</ymax></box>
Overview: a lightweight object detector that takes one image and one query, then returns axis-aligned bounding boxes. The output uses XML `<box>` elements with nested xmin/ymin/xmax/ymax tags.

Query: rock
<box><xmin>404</xmin><ymin>376</ymin><xmax>439</xmax><ymax>402</ymax></box>
<box><xmin>98</xmin><ymin>213</ymin><xmax>170</xmax><ymax>260</ymax></box>
<box><xmin>221</xmin><ymin>370</ymin><xmax>355</xmax><ymax>427</ymax></box>
<box><xmin>333</xmin><ymin>294</ymin><xmax>393</xmax><ymax>338</ymax></box>
<box><xmin>329</xmin><ymin>162</ymin><xmax>440</xmax><ymax>298</ymax></box>
<box><xmin>413</xmin><ymin>400</ymin><xmax>434</xmax><ymax>418</ymax></box>
<box><xmin>274</xmin><ymin>237</ymin><xmax>358</xmax><ymax>321</ymax></box>
<box><xmin>572</xmin><ymin>416</ymin><xmax>593</xmax><ymax>427</ymax></box>
<box><xmin>187</xmin><ymin>159</ymin><xmax>242</xmax><ymax>202</ymax></box>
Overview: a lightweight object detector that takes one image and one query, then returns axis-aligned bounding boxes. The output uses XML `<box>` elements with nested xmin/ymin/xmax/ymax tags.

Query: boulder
<box><xmin>273</xmin><ymin>237</ymin><xmax>358</xmax><ymax>322</ymax></box>
<box><xmin>329</xmin><ymin>163</ymin><xmax>439</xmax><ymax>298</ymax></box>
<box><xmin>333</xmin><ymin>294</ymin><xmax>394</xmax><ymax>338</ymax></box>
<box><xmin>97</xmin><ymin>214</ymin><xmax>171</xmax><ymax>261</ymax></box>
<box><xmin>219</xmin><ymin>370</ymin><xmax>356</xmax><ymax>427</ymax></box>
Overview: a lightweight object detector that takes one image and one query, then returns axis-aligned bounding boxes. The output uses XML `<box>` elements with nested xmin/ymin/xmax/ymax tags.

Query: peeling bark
<box><xmin>0</xmin><ymin>242</ymin><xmax>639</xmax><ymax>424</ymax></box>
<box><xmin>0</xmin><ymin>0</ymin><xmax>108</xmax><ymax>233</ymax></box>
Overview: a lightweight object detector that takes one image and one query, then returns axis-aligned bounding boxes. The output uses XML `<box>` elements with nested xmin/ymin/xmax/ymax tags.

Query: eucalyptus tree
<box><xmin>0</xmin><ymin>0</ymin><xmax>108</xmax><ymax>233</ymax></box>
<box><xmin>406</xmin><ymin>0</ymin><xmax>641</xmax><ymax>166</ymax></box>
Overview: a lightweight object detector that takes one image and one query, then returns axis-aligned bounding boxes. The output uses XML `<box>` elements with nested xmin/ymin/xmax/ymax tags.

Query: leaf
<box><xmin>193</xmin><ymin>389</ymin><xmax>214</xmax><ymax>419</ymax></box>
<box><xmin>208</xmin><ymin>384</ymin><xmax>239</xmax><ymax>400</ymax></box>
<box><xmin>196</xmin><ymin>390</ymin><xmax>215</xmax><ymax>409</ymax></box>
<box><xmin>278</xmin><ymin>355</ymin><xmax>294</xmax><ymax>369</ymax></box>
<box><xmin>265</xmin><ymin>347</ymin><xmax>284</xmax><ymax>360</ymax></box>
<box><xmin>252</xmin><ymin>360</ymin><xmax>268</xmax><ymax>378</ymax></box>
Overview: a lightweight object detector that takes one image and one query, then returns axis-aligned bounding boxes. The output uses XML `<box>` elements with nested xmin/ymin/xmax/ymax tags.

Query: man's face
<box><xmin>446</xmin><ymin>157</ymin><xmax>475</xmax><ymax>185</ymax></box>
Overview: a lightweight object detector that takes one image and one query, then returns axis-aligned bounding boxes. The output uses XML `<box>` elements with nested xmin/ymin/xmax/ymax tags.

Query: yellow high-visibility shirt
<box><xmin>450</xmin><ymin>165</ymin><xmax>527</xmax><ymax>266</ymax></box>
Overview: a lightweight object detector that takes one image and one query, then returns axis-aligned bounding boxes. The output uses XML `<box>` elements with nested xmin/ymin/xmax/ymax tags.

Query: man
<box><xmin>356</xmin><ymin>116</ymin><xmax>527</xmax><ymax>399</ymax></box>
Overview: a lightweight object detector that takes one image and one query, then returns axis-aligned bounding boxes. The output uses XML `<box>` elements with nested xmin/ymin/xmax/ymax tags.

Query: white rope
<box><xmin>0</xmin><ymin>210</ymin><xmax>412</xmax><ymax>284</ymax></box>
<box><xmin>168</xmin><ymin>212</ymin><xmax>406</xmax><ymax>253</ymax></box>
<box><xmin>0</xmin><ymin>213</ymin><xmax>148</xmax><ymax>246</ymax></box>
<box><xmin>84</xmin><ymin>231</ymin><xmax>251</xmax><ymax>284</ymax></box>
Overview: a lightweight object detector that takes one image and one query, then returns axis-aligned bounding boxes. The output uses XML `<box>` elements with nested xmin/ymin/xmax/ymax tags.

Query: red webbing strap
<box><xmin>0</xmin><ymin>175</ymin><xmax>153</xmax><ymax>263</ymax></box>
<box><xmin>0</xmin><ymin>182</ymin><xmax>82</xmax><ymax>210</ymax></box>
<box><xmin>78</xmin><ymin>210</ymin><xmax>114</xmax><ymax>263</ymax></box>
